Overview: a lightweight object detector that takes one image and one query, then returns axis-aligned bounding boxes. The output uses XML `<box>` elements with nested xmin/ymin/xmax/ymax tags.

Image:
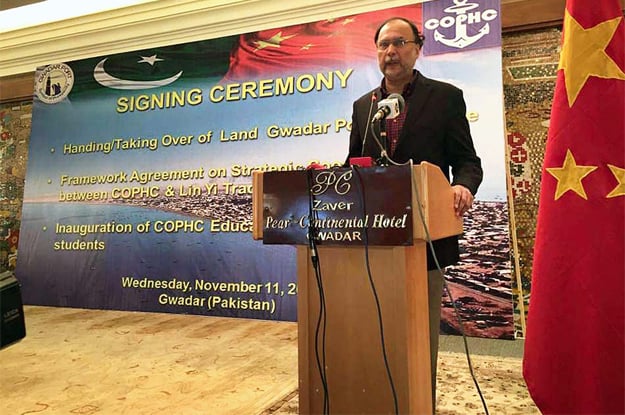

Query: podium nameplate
<box><xmin>261</xmin><ymin>165</ymin><xmax>413</xmax><ymax>245</ymax></box>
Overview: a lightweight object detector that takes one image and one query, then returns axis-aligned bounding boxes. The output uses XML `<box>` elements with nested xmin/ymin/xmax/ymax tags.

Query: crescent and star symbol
<box><xmin>93</xmin><ymin>55</ymin><xmax>182</xmax><ymax>90</ymax></box>
<box><xmin>137</xmin><ymin>55</ymin><xmax>163</xmax><ymax>66</ymax></box>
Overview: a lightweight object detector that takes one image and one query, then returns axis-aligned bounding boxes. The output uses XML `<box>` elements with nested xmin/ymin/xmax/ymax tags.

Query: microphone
<box><xmin>360</xmin><ymin>92</ymin><xmax>377</xmax><ymax>157</ymax></box>
<box><xmin>371</xmin><ymin>93</ymin><xmax>405</xmax><ymax>123</ymax></box>
<box><xmin>306</xmin><ymin>162</ymin><xmax>325</xmax><ymax>170</ymax></box>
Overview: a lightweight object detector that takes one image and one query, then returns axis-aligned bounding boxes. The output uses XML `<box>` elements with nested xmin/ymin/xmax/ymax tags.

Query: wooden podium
<box><xmin>252</xmin><ymin>162</ymin><xmax>462</xmax><ymax>415</ymax></box>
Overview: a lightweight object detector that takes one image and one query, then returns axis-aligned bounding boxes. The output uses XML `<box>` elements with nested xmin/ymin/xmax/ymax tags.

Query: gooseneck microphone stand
<box><xmin>373</xmin><ymin>118</ymin><xmax>391</xmax><ymax>167</ymax></box>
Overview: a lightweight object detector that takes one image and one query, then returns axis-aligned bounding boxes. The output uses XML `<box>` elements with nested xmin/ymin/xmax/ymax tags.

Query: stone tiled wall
<box><xmin>0</xmin><ymin>102</ymin><xmax>31</xmax><ymax>271</ymax></box>
<box><xmin>502</xmin><ymin>28</ymin><xmax>561</xmax><ymax>337</ymax></box>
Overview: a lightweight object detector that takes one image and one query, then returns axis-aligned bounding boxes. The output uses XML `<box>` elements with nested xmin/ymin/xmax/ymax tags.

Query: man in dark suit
<box><xmin>345</xmin><ymin>16</ymin><xmax>483</xmax><ymax>409</ymax></box>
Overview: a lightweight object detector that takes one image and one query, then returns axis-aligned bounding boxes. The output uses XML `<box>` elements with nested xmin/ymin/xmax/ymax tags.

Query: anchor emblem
<box><xmin>429</xmin><ymin>0</ymin><xmax>495</xmax><ymax>49</ymax></box>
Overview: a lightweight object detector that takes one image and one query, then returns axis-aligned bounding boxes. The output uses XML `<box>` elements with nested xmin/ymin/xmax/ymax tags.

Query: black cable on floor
<box><xmin>409</xmin><ymin>161</ymin><xmax>490</xmax><ymax>415</ymax></box>
<box><xmin>352</xmin><ymin>165</ymin><xmax>399</xmax><ymax>415</ymax></box>
<box><xmin>306</xmin><ymin>169</ymin><xmax>330</xmax><ymax>414</ymax></box>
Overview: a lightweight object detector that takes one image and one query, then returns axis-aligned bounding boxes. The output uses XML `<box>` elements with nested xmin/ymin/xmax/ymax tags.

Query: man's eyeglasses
<box><xmin>376</xmin><ymin>38</ymin><xmax>420</xmax><ymax>51</ymax></box>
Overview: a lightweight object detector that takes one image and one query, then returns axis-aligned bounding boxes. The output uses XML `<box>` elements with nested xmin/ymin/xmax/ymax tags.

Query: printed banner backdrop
<box><xmin>16</xmin><ymin>1</ymin><xmax>511</xmax><ymax>336</ymax></box>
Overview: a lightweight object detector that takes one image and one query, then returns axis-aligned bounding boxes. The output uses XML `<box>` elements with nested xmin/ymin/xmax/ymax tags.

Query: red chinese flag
<box><xmin>222</xmin><ymin>5</ymin><xmax>422</xmax><ymax>81</ymax></box>
<box><xmin>523</xmin><ymin>1</ymin><xmax>625</xmax><ymax>414</ymax></box>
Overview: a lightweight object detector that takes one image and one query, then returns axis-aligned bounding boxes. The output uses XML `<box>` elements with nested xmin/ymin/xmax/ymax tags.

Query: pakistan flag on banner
<box><xmin>67</xmin><ymin>37</ymin><xmax>239</xmax><ymax>97</ymax></box>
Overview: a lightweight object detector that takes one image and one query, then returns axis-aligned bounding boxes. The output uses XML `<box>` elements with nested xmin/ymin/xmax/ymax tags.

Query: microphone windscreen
<box><xmin>387</xmin><ymin>93</ymin><xmax>405</xmax><ymax>112</ymax></box>
<box><xmin>306</xmin><ymin>162</ymin><xmax>325</xmax><ymax>170</ymax></box>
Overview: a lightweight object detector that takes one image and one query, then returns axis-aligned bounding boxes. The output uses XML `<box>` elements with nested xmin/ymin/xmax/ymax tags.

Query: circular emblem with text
<box><xmin>35</xmin><ymin>63</ymin><xmax>74</xmax><ymax>104</ymax></box>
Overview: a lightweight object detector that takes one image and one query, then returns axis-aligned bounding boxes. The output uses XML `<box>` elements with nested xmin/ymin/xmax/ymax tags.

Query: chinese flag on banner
<box><xmin>222</xmin><ymin>5</ymin><xmax>422</xmax><ymax>81</ymax></box>
<box><xmin>523</xmin><ymin>1</ymin><xmax>625</xmax><ymax>414</ymax></box>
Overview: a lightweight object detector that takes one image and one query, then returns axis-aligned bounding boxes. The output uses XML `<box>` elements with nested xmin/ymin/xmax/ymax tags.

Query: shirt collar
<box><xmin>380</xmin><ymin>69</ymin><xmax>418</xmax><ymax>99</ymax></box>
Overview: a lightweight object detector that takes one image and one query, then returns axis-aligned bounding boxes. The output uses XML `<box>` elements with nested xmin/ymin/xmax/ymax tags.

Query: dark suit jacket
<box><xmin>346</xmin><ymin>71</ymin><xmax>483</xmax><ymax>269</ymax></box>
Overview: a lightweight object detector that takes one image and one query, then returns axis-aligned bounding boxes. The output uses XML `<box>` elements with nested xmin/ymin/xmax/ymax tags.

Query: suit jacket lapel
<box><xmin>403</xmin><ymin>72</ymin><xmax>433</xmax><ymax>127</ymax></box>
<box><xmin>391</xmin><ymin>72</ymin><xmax>432</xmax><ymax>157</ymax></box>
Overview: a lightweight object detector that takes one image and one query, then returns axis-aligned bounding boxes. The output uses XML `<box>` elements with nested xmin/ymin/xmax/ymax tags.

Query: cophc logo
<box><xmin>35</xmin><ymin>63</ymin><xmax>74</xmax><ymax>104</ymax></box>
<box><xmin>425</xmin><ymin>0</ymin><xmax>499</xmax><ymax>49</ymax></box>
